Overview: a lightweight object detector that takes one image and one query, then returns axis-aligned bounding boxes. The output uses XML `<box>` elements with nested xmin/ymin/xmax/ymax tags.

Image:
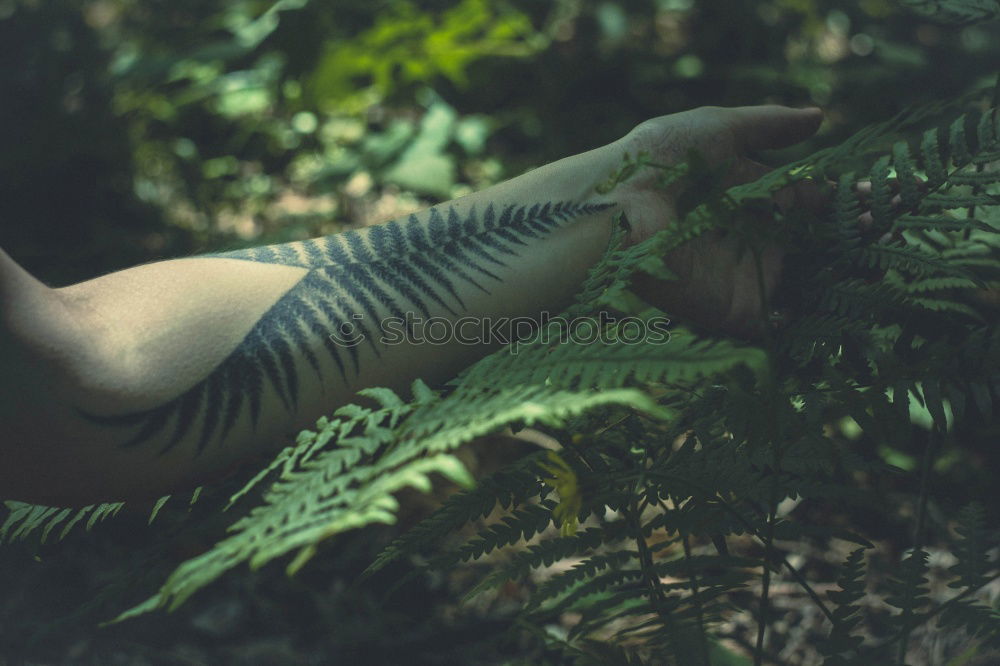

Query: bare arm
<box><xmin>0</xmin><ymin>106</ymin><xmax>822</xmax><ymax>506</ymax></box>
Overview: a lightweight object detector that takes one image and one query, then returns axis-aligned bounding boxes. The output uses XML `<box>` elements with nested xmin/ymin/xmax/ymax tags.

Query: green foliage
<box><xmin>90</xmin><ymin>82</ymin><xmax>997</xmax><ymax>662</ymax></box>
<box><xmin>308</xmin><ymin>0</ymin><xmax>541</xmax><ymax>110</ymax></box>
<box><xmin>0</xmin><ymin>487</ymin><xmax>202</xmax><ymax>546</ymax></box>
<box><xmin>1</xmin><ymin>501</ymin><xmax>125</xmax><ymax>544</ymax></box>
<box><xmin>362</xmin><ymin>91</ymin><xmax>999</xmax><ymax>662</ymax></box>
<box><xmin>937</xmin><ymin>504</ymin><xmax>1000</xmax><ymax>649</ymax></box>
<box><xmin>10</xmin><ymin>88</ymin><xmax>999</xmax><ymax>657</ymax></box>
<box><xmin>3</xmin><ymin>2</ymin><xmax>1000</xmax><ymax>664</ymax></box>
<box><xmin>820</xmin><ymin>548</ymin><xmax>870</xmax><ymax>664</ymax></box>
<box><xmin>884</xmin><ymin>548</ymin><xmax>933</xmax><ymax>660</ymax></box>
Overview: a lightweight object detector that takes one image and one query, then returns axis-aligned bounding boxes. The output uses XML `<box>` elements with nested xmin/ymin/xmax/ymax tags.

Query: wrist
<box><xmin>483</xmin><ymin>140</ymin><xmax>623</xmax><ymax>211</ymax></box>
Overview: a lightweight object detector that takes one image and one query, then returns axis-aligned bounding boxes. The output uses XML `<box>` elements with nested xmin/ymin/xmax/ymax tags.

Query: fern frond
<box><xmin>366</xmin><ymin>451</ymin><xmax>549</xmax><ymax>575</ymax></box>
<box><xmin>972</xmin><ymin>150</ymin><xmax>1000</xmax><ymax>165</ymax></box>
<box><xmin>884</xmin><ymin>548</ymin><xmax>932</xmax><ymax>647</ymax></box>
<box><xmin>443</xmin><ymin>500</ymin><xmax>556</xmax><ymax>565</ymax></box>
<box><xmin>819</xmin><ymin>547</ymin><xmax>869</xmax><ymax>663</ymax></box>
<box><xmin>922</xmin><ymin>192</ymin><xmax>999</xmax><ymax>210</ymax></box>
<box><xmin>910</xmin><ymin>296</ymin><xmax>986</xmax><ymax>319</ymax></box>
<box><xmin>779</xmin><ymin>313</ymin><xmax>869</xmax><ymax>362</ymax></box>
<box><xmin>977</xmin><ymin>107</ymin><xmax>1000</xmax><ymax>151</ymax></box>
<box><xmin>949</xmin><ymin>170</ymin><xmax>1000</xmax><ymax>187</ymax></box>
<box><xmin>894</xmin><ymin>214</ymin><xmax>996</xmax><ymax>234</ymax></box>
<box><xmin>398</xmin><ymin>385</ymin><xmax>665</xmax><ymax>455</ymax></box>
<box><xmin>938</xmin><ymin>600</ymin><xmax>1000</xmax><ymax>649</ymax></box>
<box><xmin>819</xmin><ymin>279</ymin><xmax>913</xmax><ymax>318</ymax></box>
<box><xmin>459</xmin><ymin>332</ymin><xmax>765</xmax><ymax>394</ymax></box>
<box><xmin>527</xmin><ymin>549</ymin><xmax>637</xmax><ymax>611</ymax></box>
<box><xmin>869</xmin><ymin>156</ymin><xmax>896</xmax><ymax>231</ymax></box>
<box><xmin>111</xmin><ymin>386</ymin><xmax>444</xmax><ymax>617</ymax></box>
<box><xmin>115</xmin><ymin>370</ymin><xmax>673</xmax><ymax>620</ymax></box>
<box><xmin>901</xmin><ymin>275</ymin><xmax>984</xmax><ymax>292</ymax></box>
<box><xmin>949</xmin><ymin>113</ymin><xmax>975</xmax><ymax>167</ymax></box>
<box><xmin>567</xmin><ymin>592</ymin><xmax>653</xmax><ymax>640</ymax></box>
<box><xmin>949</xmin><ymin>502</ymin><xmax>995</xmax><ymax>591</ymax></box>
<box><xmin>464</xmin><ymin>525</ymin><xmax>629</xmax><ymax>601</ymax></box>
<box><xmin>851</xmin><ymin>242</ymin><xmax>972</xmax><ymax>278</ymax></box>
<box><xmin>547</xmin><ymin>567</ymin><xmax>649</xmax><ymax>622</ymax></box>
<box><xmin>0</xmin><ymin>500</ymin><xmax>127</xmax><ymax>545</ymax></box>
<box><xmin>555</xmin><ymin>555</ymin><xmax>752</xmax><ymax>641</ymax></box>
<box><xmin>922</xmin><ymin>126</ymin><xmax>950</xmax><ymax>187</ymax></box>
<box><xmin>948</xmin><ymin>255</ymin><xmax>1000</xmax><ymax>270</ymax></box>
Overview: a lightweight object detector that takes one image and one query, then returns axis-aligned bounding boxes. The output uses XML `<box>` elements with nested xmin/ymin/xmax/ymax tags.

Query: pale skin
<box><xmin>0</xmin><ymin>105</ymin><xmax>824</xmax><ymax>507</ymax></box>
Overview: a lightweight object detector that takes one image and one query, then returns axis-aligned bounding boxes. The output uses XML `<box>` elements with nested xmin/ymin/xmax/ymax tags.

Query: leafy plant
<box><xmin>67</xmin><ymin>84</ymin><xmax>994</xmax><ymax>661</ymax></box>
<box><xmin>3</xmin><ymin>2</ymin><xmax>1000</xmax><ymax>665</ymax></box>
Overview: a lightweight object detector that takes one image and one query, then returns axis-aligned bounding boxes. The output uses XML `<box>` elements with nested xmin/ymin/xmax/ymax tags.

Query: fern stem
<box><xmin>774</xmin><ymin>546</ymin><xmax>840</xmax><ymax>629</ymax></box>
<box><xmin>874</xmin><ymin>571</ymin><xmax>1000</xmax><ymax>656</ymax></box>
<box><xmin>749</xmin><ymin>239</ymin><xmax>783</xmax><ymax>666</ymax></box>
<box><xmin>626</xmin><ymin>487</ymin><xmax>678</xmax><ymax>653</ymax></box>
<box><xmin>966</xmin><ymin>77</ymin><xmax>1000</xmax><ymax>239</ymax></box>
<box><xmin>682</xmin><ymin>530</ymin><xmax>711</xmax><ymax>666</ymax></box>
<box><xmin>753</xmin><ymin>495</ymin><xmax>777</xmax><ymax>666</ymax></box>
<box><xmin>641</xmin><ymin>470</ymin><xmax>839</xmax><ymax>628</ymax></box>
<box><xmin>897</xmin><ymin>428</ymin><xmax>938</xmax><ymax>664</ymax></box>
<box><xmin>914</xmin><ymin>569</ymin><xmax>1000</xmax><ymax>626</ymax></box>
<box><xmin>629</xmin><ymin>507</ymin><xmax>667</xmax><ymax>613</ymax></box>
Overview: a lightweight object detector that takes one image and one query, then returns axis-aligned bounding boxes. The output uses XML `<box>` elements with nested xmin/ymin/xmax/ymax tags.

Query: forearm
<box><xmin>1</xmin><ymin>143</ymin><xmax>622</xmax><ymax>506</ymax></box>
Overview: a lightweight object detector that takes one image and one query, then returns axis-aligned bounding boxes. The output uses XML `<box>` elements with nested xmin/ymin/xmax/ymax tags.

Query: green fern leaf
<box><xmin>910</xmin><ymin>296</ymin><xmax>986</xmax><ymax>319</ymax></box>
<box><xmin>948</xmin><ymin>502</ymin><xmax>994</xmax><ymax>591</ymax></box>
<box><xmin>922</xmin><ymin>127</ymin><xmax>949</xmax><ymax>187</ymax></box>
<box><xmin>976</xmin><ymin>107</ymin><xmax>999</xmax><ymax>152</ymax></box>
<box><xmin>852</xmin><ymin>242</ymin><xmax>970</xmax><ymax>278</ymax></box>
<box><xmin>366</xmin><ymin>451</ymin><xmax>548</xmax><ymax>575</ymax></box>
<box><xmin>820</xmin><ymin>547</ymin><xmax>869</xmax><ymax>662</ymax></box>
<box><xmin>949</xmin><ymin>170</ymin><xmax>1000</xmax><ymax>187</ymax></box>
<box><xmin>893</xmin><ymin>141</ymin><xmax>922</xmax><ymax>209</ymax></box>
<box><xmin>884</xmin><ymin>548</ymin><xmax>932</xmax><ymax>634</ymax></box>
<box><xmin>894</xmin><ymin>214</ymin><xmax>996</xmax><ymax>234</ymax></box>
<box><xmin>463</xmin><ymin>526</ymin><xmax>624</xmax><ymax>601</ymax></box>
<box><xmin>950</xmin><ymin>114</ymin><xmax>975</xmax><ymax>167</ymax></box>
<box><xmin>459</xmin><ymin>332</ymin><xmax>765</xmax><ymax>394</ymax></box>
<box><xmin>527</xmin><ymin>549</ymin><xmax>637</xmax><ymax>612</ymax></box>
<box><xmin>922</xmin><ymin>192</ymin><xmax>999</xmax><ymax>209</ymax></box>
<box><xmin>0</xmin><ymin>500</ymin><xmax>127</xmax><ymax>545</ymax></box>
<box><xmin>869</xmin><ymin>156</ymin><xmax>895</xmax><ymax>231</ymax></box>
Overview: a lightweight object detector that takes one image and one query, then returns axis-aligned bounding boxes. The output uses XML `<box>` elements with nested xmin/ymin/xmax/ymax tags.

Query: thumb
<box><xmin>727</xmin><ymin>105</ymin><xmax>823</xmax><ymax>152</ymax></box>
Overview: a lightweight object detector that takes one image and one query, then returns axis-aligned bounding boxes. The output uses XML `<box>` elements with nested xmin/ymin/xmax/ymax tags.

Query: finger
<box><xmin>855</xmin><ymin>180</ymin><xmax>899</xmax><ymax>204</ymax></box>
<box><xmin>727</xmin><ymin>106</ymin><xmax>824</xmax><ymax>153</ymax></box>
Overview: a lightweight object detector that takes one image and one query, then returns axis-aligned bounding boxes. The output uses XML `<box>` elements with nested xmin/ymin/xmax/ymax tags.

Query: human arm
<box><xmin>0</xmin><ymin>105</ymin><xmax>823</xmax><ymax>506</ymax></box>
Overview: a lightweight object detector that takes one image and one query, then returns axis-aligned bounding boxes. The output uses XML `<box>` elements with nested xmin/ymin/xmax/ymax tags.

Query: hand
<box><xmin>608</xmin><ymin>105</ymin><xmax>825</xmax><ymax>339</ymax></box>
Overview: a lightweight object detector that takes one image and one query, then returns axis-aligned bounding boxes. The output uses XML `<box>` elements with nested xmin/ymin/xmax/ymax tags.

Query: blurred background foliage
<box><xmin>2</xmin><ymin>0</ymin><xmax>997</xmax><ymax>286</ymax></box>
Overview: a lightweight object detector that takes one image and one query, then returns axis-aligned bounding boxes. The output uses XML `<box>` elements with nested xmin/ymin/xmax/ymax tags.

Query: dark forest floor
<box><xmin>2</xmin><ymin>436</ymin><xmax>998</xmax><ymax>666</ymax></box>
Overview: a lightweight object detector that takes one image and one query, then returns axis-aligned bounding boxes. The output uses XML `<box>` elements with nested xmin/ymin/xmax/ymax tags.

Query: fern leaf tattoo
<box><xmin>81</xmin><ymin>201</ymin><xmax>614</xmax><ymax>455</ymax></box>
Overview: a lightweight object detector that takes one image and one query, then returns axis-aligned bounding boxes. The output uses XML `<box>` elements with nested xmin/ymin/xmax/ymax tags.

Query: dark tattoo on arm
<box><xmin>80</xmin><ymin>201</ymin><xmax>613</xmax><ymax>455</ymax></box>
